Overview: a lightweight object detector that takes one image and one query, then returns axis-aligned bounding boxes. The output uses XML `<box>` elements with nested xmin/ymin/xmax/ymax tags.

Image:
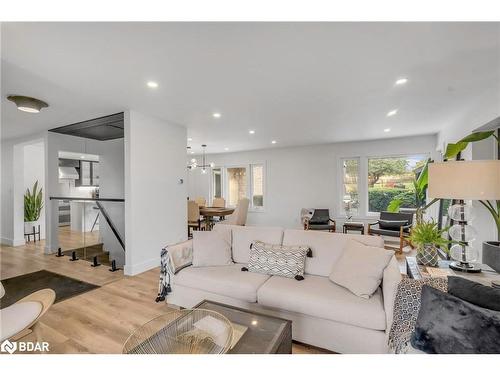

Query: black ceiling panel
<box><xmin>49</xmin><ymin>112</ymin><xmax>124</xmax><ymax>140</ymax></box>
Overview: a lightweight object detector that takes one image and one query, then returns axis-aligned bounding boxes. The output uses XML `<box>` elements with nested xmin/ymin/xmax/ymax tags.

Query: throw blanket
<box><xmin>388</xmin><ymin>277</ymin><xmax>448</xmax><ymax>353</ymax></box>
<box><xmin>156</xmin><ymin>240</ymin><xmax>193</xmax><ymax>302</ymax></box>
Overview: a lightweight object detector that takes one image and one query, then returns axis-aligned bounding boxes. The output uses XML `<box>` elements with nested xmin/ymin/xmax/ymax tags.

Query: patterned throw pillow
<box><xmin>245</xmin><ymin>241</ymin><xmax>309</xmax><ymax>280</ymax></box>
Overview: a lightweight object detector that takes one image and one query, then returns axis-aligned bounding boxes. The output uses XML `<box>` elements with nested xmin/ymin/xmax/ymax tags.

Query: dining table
<box><xmin>199</xmin><ymin>207</ymin><xmax>235</xmax><ymax>229</ymax></box>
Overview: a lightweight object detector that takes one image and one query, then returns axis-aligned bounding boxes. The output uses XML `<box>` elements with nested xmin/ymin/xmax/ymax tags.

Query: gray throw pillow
<box><xmin>411</xmin><ymin>285</ymin><xmax>500</xmax><ymax>354</ymax></box>
<box><xmin>447</xmin><ymin>276</ymin><xmax>500</xmax><ymax>311</ymax></box>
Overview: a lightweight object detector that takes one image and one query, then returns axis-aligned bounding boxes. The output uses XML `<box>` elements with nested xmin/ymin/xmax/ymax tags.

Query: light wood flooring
<box><xmin>1</xmin><ymin>239</ymin><xmax>334</xmax><ymax>354</ymax></box>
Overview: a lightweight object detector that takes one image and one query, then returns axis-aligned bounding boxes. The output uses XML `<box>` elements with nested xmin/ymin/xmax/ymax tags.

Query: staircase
<box><xmin>62</xmin><ymin>243</ymin><xmax>111</xmax><ymax>266</ymax></box>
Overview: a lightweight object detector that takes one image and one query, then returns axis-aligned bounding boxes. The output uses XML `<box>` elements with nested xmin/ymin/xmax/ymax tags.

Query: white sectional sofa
<box><xmin>166</xmin><ymin>224</ymin><xmax>401</xmax><ymax>354</ymax></box>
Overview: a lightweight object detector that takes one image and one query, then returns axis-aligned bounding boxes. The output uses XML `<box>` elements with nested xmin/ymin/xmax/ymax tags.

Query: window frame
<box><xmin>338</xmin><ymin>153</ymin><xmax>430</xmax><ymax>218</ymax></box>
<box><xmin>211</xmin><ymin>162</ymin><xmax>266</xmax><ymax>212</ymax></box>
<box><xmin>338</xmin><ymin>157</ymin><xmax>361</xmax><ymax>218</ymax></box>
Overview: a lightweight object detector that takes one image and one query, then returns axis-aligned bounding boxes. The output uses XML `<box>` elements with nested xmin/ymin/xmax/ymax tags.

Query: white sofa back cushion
<box><xmin>282</xmin><ymin>229</ymin><xmax>384</xmax><ymax>277</ymax></box>
<box><xmin>231</xmin><ymin>226</ymin><xmax>284</xmax><ymax>264</ymax></box>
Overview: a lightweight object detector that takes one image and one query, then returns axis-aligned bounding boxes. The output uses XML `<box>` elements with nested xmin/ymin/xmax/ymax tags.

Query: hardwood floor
<box><xmin>0</xmin><ymin>240</ymin><xmax>332</xmax><ymax>354</ymax></box>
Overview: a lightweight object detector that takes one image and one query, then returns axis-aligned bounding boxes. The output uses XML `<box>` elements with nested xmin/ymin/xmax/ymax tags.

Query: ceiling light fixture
<box><xmin>271</xmin><ymin>140</ymin><xmax>277</xmax><ymax>144</ymax></box>
<box><xmin>212</xmin><ymin>112</ymin><xmax>221</xmax><ymax>118</ymax></box>
<box><xmin>387</xmin><ymin>109</ymin><xmax>398</xmax><ymax>117</ymax></box>
<box><xmin>224</xmin><ymin>147</ymin><xmax>229</xmax><ymax>151</ymax></box>
<box><xmin>384</xmin><ymin>128</ymin><xmax>391</xmax><ymax>133</ymax></box>
<box><xmin>147</xmin><ymin>81</ymin><xmax>158</xmax><ymax>88</ymax></box>
<box><xmin>188</xmin><ymin>144</ymin><xmax>214</xmax><ymax>174</ymax></box>
<box><xmin>7</xmin><ymin>95</ymin><xmax>48</xmax><ymax>113</ymax></box>
<box><xmin>249</xmin><ymin>130</ymin><xmax>255</xmax><ymax>134</ymax></box>
<box><xmin>187</xmin><ymin>137</ymin><xmax>193</xmax><ymax>141</ymax></box>
<box><xmin>395</xmin><ymin>78</ymin><xmax>408</xmax><ymax>85</ymax></box>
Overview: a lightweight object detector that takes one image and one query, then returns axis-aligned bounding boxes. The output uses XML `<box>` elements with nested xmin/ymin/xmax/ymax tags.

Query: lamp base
<box><xmin>449</xmin><ymin>261</ymin><xmax>482</xmax><ymax>273</ymax></box>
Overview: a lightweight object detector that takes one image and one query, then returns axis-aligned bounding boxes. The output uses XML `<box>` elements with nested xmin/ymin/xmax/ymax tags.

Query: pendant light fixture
<box><xmin>188</xmin><ymin>144</ymin><xmax>215</xmax><ymax>173</ymax></box>
<box><xmin>7</xmin><ymin>95</ymin><xmax>49</xmax><ymax>113</ymax></box>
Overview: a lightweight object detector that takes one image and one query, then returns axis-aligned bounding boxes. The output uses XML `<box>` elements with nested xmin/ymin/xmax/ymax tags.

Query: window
<box><xmin>212</xmin><ymin>168</ymin><xmax>222</xmax><ymax>199</ymax></box>
<box><xmin>251</xmin><ymin>164</ymin><xmax>264</xmax><ymax>210</ymax></box>
<box><xmin>227</xmin><ymin>167</ymin><xmax>247</xmax><ymax>207</ymax></box>
<box><xmin>367</xmin><ymin>154</ymin><xmax>427</xmax><ymax>213</ymax></box>
<box><xmin>341</xmin><ymin>158</ymin><xmax>359</xmax><ymax>217</ymax></box>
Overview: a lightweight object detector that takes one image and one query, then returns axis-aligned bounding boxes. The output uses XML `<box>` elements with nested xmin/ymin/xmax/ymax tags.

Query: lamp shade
<box><xmin>428</xmin><ymin>160</ymin><xmax>500</xmax><ymax>200</ymax></box>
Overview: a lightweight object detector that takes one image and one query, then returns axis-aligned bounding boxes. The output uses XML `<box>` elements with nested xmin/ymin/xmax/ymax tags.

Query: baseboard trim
<box><xmin>0</xmin><ymin>237</ymin><xmax>25</xmax><ymax>246</ymax></box>
<box><xmin>124</xmin><ymin>257</ymin><xmax>159</xmax><ymax>276</ymax></box>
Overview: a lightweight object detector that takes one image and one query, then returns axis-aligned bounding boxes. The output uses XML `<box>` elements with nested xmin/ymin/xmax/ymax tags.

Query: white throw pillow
<box><xmin>192</xmin><ymin>231</ymin><xmax>232</xmax><ymax>267</ymax></box>
<box><xmin>329</xmin><ymin>239</ymin><xmax>394</xmax><ymax>299</ymax></box>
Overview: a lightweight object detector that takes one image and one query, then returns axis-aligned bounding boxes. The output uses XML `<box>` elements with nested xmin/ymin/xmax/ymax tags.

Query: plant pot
<box><xmin>416</xmin><ymin>244</ymin><xmax>439</xmax><ymax>267</ymax></box>
<box><xmin>24</xmin><ymin>221</ymin><xmax>38</xmax><ymax>234</ymax></box>
<box><xmin>482</xmin><ymin>241</ymin><xmax>500</xmax><ymax>273</ymax></box>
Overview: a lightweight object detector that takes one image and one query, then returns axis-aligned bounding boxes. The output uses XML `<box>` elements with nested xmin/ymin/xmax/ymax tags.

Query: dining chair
<box><xmin>187</xmin><ymin>200</ymin><xmax>204</xmax><ymax>238</ymax></box>
<box><xmin>194</xmin><ymin>197</ymin><xmax>206</xmax><ymax>207</ymax></box>
<box><xmin>212</xmin><ymin>197</ymin><xmax>225</xmax><ymax>208</ymax></box>
<box><xmin>0</xmin><ymin>282</ymin><xmax>56</xmax><ymax>342</ymax></box>
<box><xmin>223</xmin><ymin>198</ymin><xmax>250</xmax><ymax>226</ymax></box>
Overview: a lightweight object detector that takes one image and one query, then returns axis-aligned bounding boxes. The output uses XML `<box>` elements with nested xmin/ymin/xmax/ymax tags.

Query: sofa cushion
<box><xmin>192</xmin><ymin>230</ymin><xmax>232</xmax><ymax>267</ymax></box>
<box><xmin>173</xmin><ymin>264</ymin><xmax>271</xmax><ymax>303</ymax></box>
<box><xmin>282</xmin><ymin>229</ymin><xmax>384</xmax><ymax>277</ymax></box>
<box><xmin>257</xmin><ymin>274</ymin><xmax>386</xmax><ymax>330</ymax></box>
<box><xmin>231</xmin><ymin>226</ymin><xmax>284</xmax><ymax>264</ymax></box>
<box><xmin>329</xmin><ymin>239</ymin><xmax>394</xmax><ymax>299</ymax></box>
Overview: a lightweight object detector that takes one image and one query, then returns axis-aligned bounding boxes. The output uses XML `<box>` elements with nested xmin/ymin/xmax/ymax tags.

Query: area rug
<box><xmin>0</xmin><ymin>270</ymin><xmax>100</xmax><ymax>308</ymax></box>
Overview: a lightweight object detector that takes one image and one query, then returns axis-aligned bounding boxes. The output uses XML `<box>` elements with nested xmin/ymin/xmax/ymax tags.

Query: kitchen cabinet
<box><xmin>76</xmin><ymin>161</ymin><xmax>99</xmax><ymax>187</ymax></box>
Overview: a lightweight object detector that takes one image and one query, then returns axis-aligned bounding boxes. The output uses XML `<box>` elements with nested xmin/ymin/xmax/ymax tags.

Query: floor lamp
<box><xmin>428</xmin><ymin>160</ymin><xmax>500</xmax><ymax>273</ymax></box>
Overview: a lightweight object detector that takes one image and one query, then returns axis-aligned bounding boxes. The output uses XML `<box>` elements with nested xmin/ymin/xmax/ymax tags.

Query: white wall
<box><xmin>23</xmin><ymin>142</ymin><xmax>46</xmax><ymax>239</ymax></box>
<box><xmin>188</xmin><ymin>134</ymin><xmax>439</xmax><ymax>229</ymax></box>
<box><xmin>1</xmin><ymin>133</ymin><xmax>46</xmax><ymax>246</ymax></box>
<box><xmin>124</xmin><ymin>110</ymin><xmax>187</xmax><ymax>276</ymax></box>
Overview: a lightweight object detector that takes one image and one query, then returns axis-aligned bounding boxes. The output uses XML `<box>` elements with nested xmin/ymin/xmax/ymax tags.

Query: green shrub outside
<box><xmin>368</xmin><ymin>188</ymin><xmax>417</xmax><ymax>212</ymax></box>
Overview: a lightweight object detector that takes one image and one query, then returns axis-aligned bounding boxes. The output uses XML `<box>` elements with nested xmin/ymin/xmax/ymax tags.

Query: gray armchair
<box><xmin>367</xmin><ymin>211</ymin><xmax>414</xmax><ymax>253</ymax></box>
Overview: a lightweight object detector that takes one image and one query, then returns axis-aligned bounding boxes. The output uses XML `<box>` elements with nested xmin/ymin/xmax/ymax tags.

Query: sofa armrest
<box><xmin>164</xmin><ymin>239</ymin><xmax>193</xmax><ymax>275</ymax></box>
<box><xmin>382</xmin><ymin>256</ymin><xmax>402</xmax><ymax>336</ymax></box>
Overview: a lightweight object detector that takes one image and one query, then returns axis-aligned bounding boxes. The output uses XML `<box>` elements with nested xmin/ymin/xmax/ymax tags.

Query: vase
<box><xmin>416</xmin><ymin>244</ymin><xmax>439</xmax><ymax>267</ymax></box>
<box><xmin>482</xmin><ymin>241</ymin><xmax>500</xmax><ymax>273</ymax></box>
<box><xmin>24</xmin><ymin>221</ymin><xmax>37</xmax><ymax>234</ymax></box>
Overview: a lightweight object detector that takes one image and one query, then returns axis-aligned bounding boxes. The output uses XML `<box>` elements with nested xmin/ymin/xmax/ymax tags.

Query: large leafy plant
<box><xmin>387</xmin><ymin>158</ymin><xmax>430</xmax><ymax>213</ymax></box>
<box><xmin>409</xmin><ymin>220</ymin><xmax>450</xmax><ymax>250</ymax></box>
<box><xmin>24</xmin><ymin>181</ymin><xmax>44</xmax><ymax>222</ymax></box>
<box><xmin>445</xmin><ymin>130</ymin><xmax>500</xmax><ymax>239</ymax></box>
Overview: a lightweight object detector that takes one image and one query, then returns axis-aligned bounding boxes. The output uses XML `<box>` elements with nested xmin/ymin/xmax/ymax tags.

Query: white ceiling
<box><xmin>1</xmin><ymin>22</ymin><xmax>499</xmax><ymax>154</ymax></box>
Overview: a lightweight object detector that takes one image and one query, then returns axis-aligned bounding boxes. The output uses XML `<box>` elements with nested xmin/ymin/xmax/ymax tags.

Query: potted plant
<box><xmin>409</xmin><ymin>220</ymin><xmax>450</xmax><ymax>267</ymax></box>
<box><xmin>24</xmin><ymin>181</ymin><xmax>44</xmax><ymax>234</ymax></box>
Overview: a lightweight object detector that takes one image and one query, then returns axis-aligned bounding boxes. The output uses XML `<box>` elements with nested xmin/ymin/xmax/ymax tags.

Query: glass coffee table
<box><xmin>193</xmin><ymin>300</ymin><xmax>292</xmax><ymax>354</ymax></box>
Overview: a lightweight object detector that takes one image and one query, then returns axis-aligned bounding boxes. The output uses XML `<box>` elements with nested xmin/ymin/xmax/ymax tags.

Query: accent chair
<box><xmin>367</xmin><ymin>211</ymin><xmax>414</xmax><ymax>253</ymax></box>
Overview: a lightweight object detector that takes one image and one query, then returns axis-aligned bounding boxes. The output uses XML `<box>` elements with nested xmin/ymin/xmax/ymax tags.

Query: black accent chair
<box><xmin>304</xmin><ymin>209</ymin><xmax>336</xmax><ymax>232</ymax></box>
<box><xmin>367</xmin><ymin>211</ymin><xmax>414</xmax><ymax>253</ymax></box>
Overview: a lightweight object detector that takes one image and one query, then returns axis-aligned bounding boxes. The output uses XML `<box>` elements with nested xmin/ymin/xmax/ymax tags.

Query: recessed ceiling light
<box><xmin>387</xmin><ymin>109</ymin><xmax>398</xmax><ymax>117</ymax></box>
<box><xmin>147</xmin><ymin>81</ymin><xmax>158</xmax><ymax>88</ymax></box>
<box><xmin>190</xmin><ymin>151</ymin><xmax>195</xmax><ymax>154</ymax></box>
<box><xmin>271</xmin><ymin>140</ymin><xmax>277</xmax><ymax>144</ymax></box>
<box><xmin>187</xmin><ymin>137</ymin><xmax>193</xmax><ymax>141</ymax></box>
<box><xmin>80</xmin><ymin>155</ymin><xmax>85</xmax><ymax>159</ymax></box>
<box><xmin>249</xmin><ymin>130</ymin><xmax>255</xmax><ymax>134</ymax></box>
<box><xmin>224</xmin><ymin>147</ymin><xmax>229</xmax><ymax>151</ymax></box>
<box><xmin>395</xmin><ymin>78</ymin><xmax>408</xmax><ymax>85</ymax></box>
<box><xmin>212</xmin><ymin>112</ymin><xmax>221</xmax><ymax>118</ymax></box>
<box><xmin>384</xmin><ymin>128</ymin><xmax>391</xmax><ymax>133</ymax></box>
